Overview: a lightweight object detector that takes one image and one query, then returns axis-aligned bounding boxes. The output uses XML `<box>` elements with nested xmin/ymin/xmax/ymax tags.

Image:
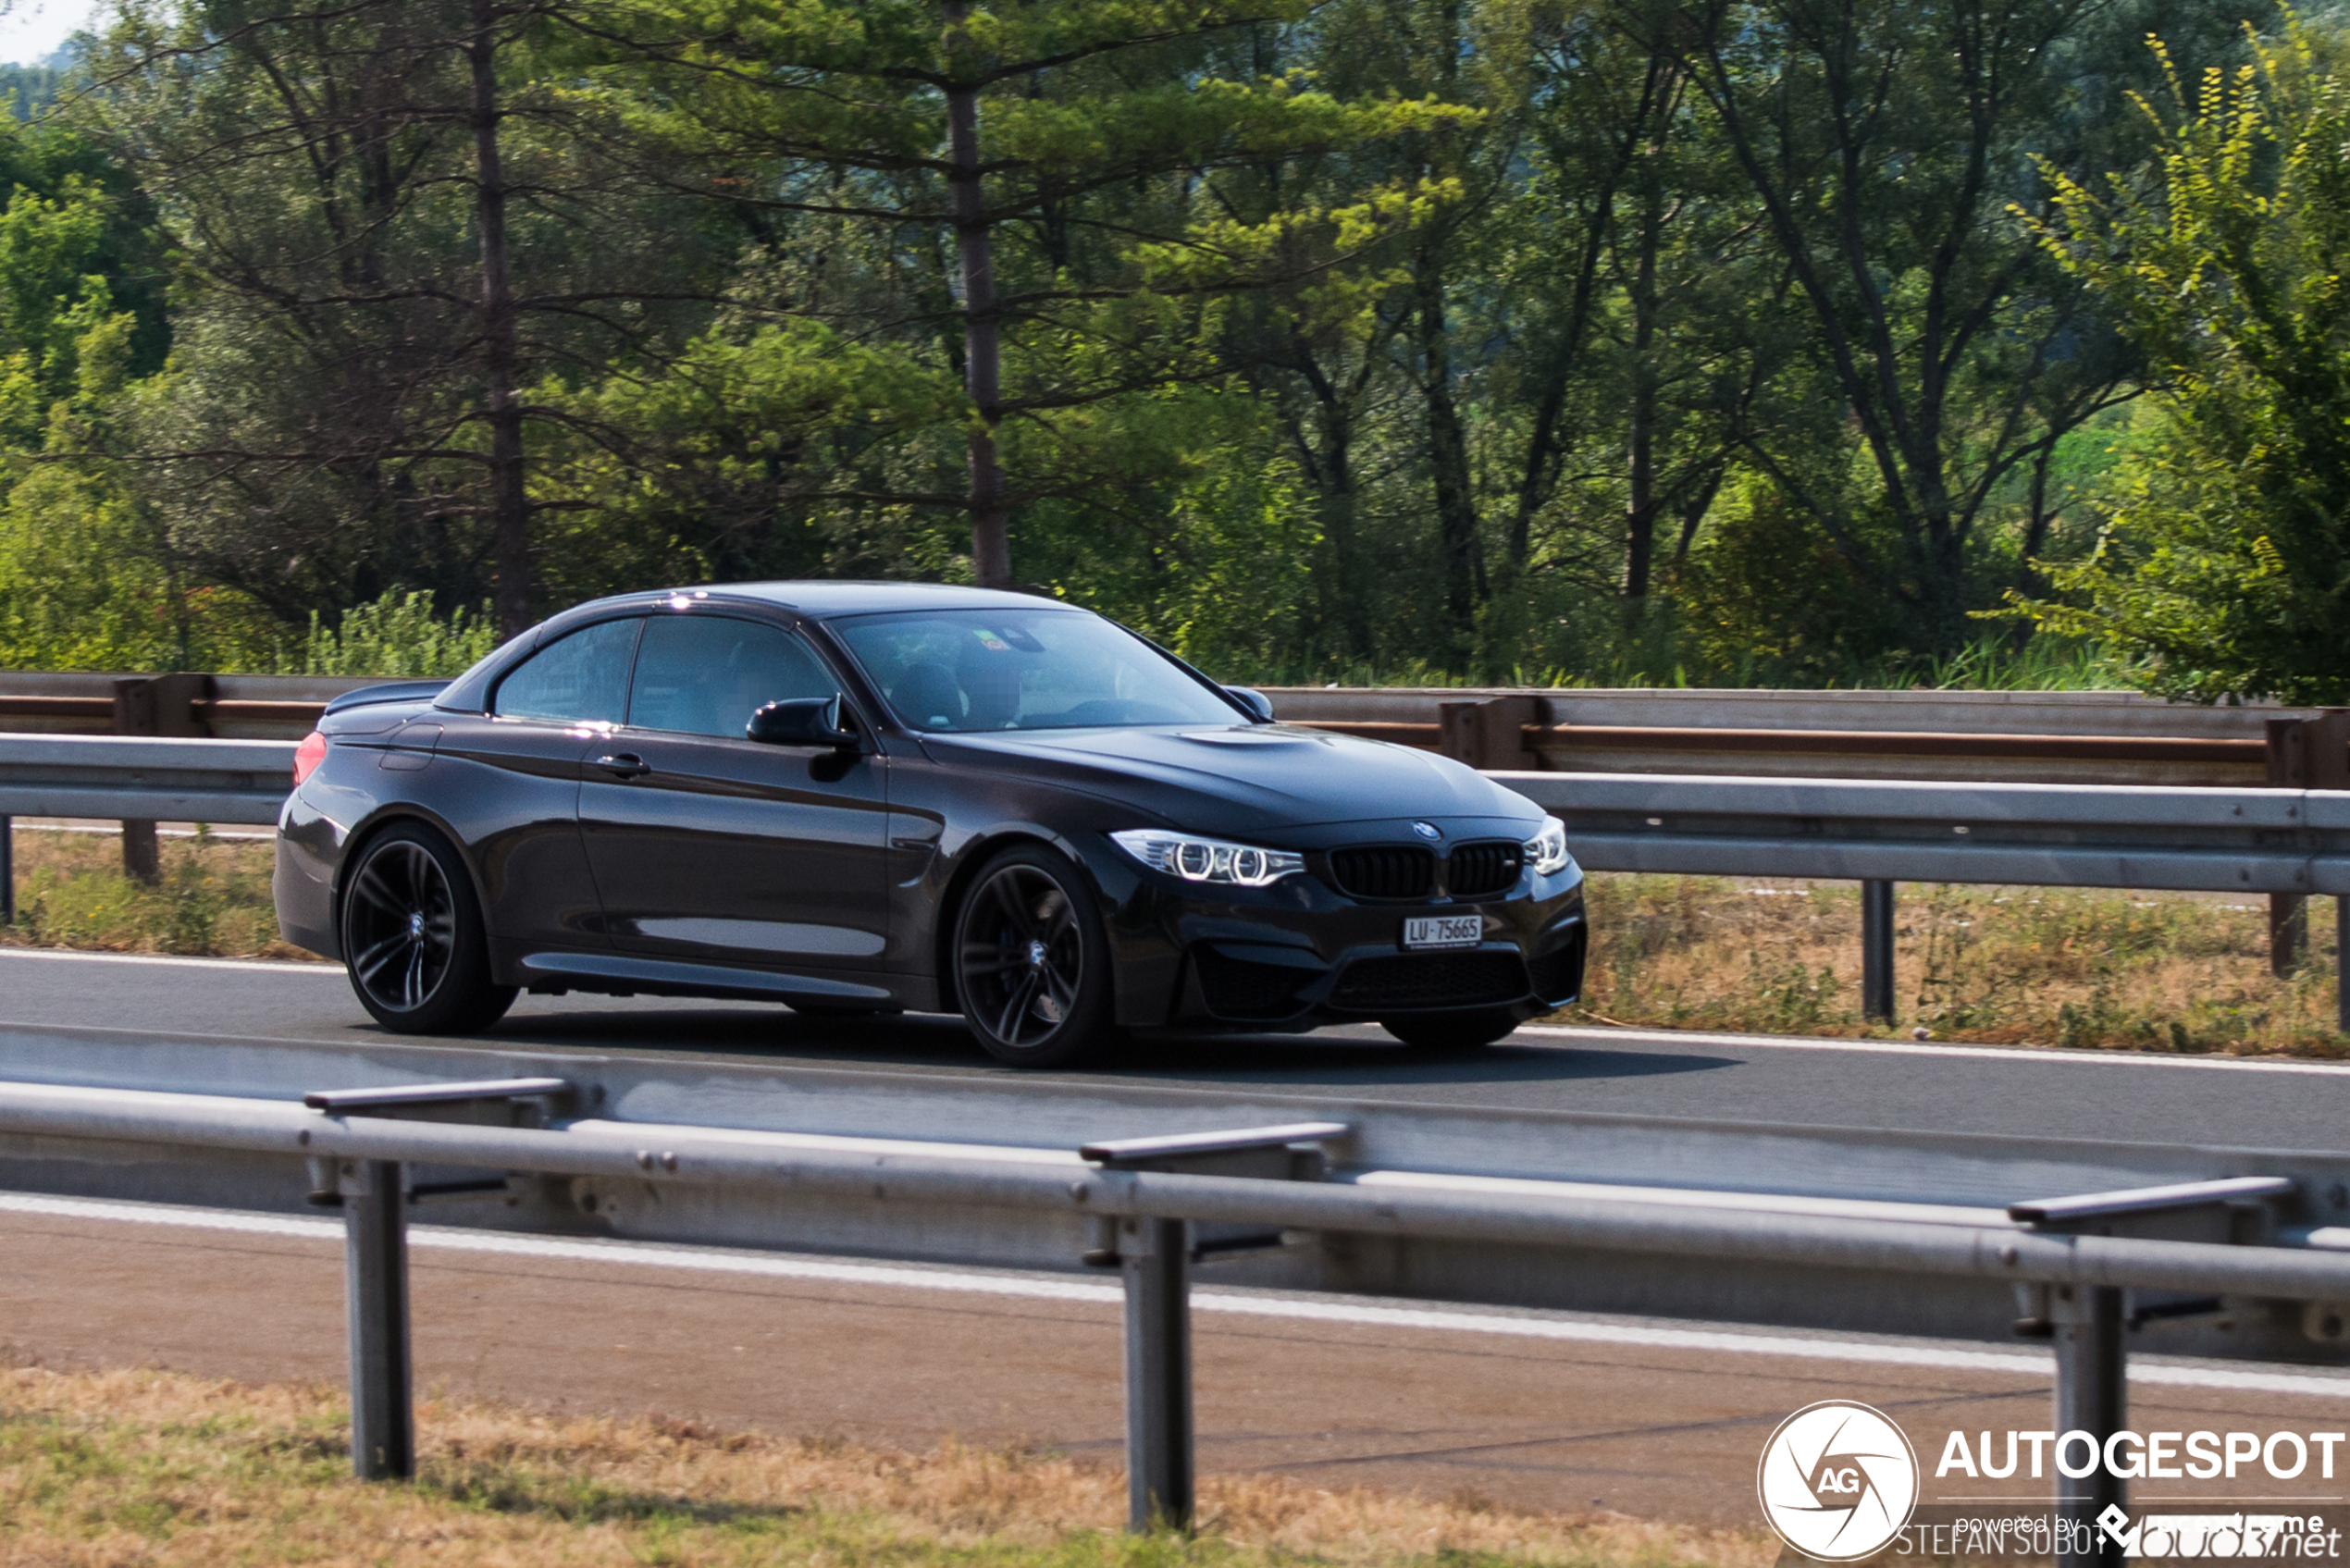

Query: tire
<box><xmin>339</xmin><ymin>821</ymin><xmax>517</xmax><ymax>1035</ymax></box>
<box><xmin>951</xmin><ymin>844</ymin><xmax>1117</xmax><ymax>1067</ymax></box>
<box><xmin>1380</xmin><ymin>1006</ymin><xmax>1521</xmax><ymax>1051</ymax></box>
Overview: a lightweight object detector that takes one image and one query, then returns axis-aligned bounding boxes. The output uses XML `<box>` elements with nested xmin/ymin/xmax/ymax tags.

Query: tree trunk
<box><xmin>468</xmin><ymin>0</ymin><xmax>528</xmax><ymax>638</ymax></box>
<box><xmin>1623</xmin><ymin>163</ymin><xmax>1664</xmax><ymax>604</ymax></box>
<box><xmin>1313</xmin><ymin>398</ymin><xmax>1370</xmax><ymax>659</ymax></box>
<box><xmin>945</xmin><ymin>2</ymin><xmax>1010</xmax><ymax>589</ymax></box>
<box><xmin>1415</xmin><ymin>245</ymin><xmax>1482</xmax><ymax>657</ymax></box>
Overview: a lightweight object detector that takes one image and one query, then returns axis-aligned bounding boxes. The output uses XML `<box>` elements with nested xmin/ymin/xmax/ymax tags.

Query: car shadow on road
<box><xmin>1117</xmin><ymin>1034</ymin><xmax>1738</xmax><ymax>1086</ymax></box>
<box><xmin>472</xmin><ymin>1003</ymin><xmax>1736</xmax><ymax>1087</ymax></box>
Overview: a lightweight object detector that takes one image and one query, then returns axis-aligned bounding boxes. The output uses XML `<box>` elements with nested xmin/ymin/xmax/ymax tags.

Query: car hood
<box><xmin>918</xmin><ymin>723</ymin><xmax>1543</xmax><ymax>835</ymax></box>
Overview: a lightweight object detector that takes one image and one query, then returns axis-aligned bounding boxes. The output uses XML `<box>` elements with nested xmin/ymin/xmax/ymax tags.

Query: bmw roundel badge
<box><xmin>1412</xmin><ymin>821</ymin><xmax>1441</xmax><ymax>841</ymax></box>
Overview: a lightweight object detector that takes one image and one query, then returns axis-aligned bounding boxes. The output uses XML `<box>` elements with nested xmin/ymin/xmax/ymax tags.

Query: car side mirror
<box><xmin>747</xmin><ymin>695</ymin><xmax>859</xmax><ymax>751</ymax></box>
<box><xmin>1223</xmin><ymin>685</ymin><xmax>1275</xmax><ymax>722</ymax></box>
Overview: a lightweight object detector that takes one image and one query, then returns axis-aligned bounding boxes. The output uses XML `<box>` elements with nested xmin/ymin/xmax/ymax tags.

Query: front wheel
<box><xmin>952</xmin><ymin>846</ymin><xmax>1117</xmax><ymax>1068</ymax></box>
<box><xmin>1381</xmin><ymin>1006</ymin><xmax>1521</xmax><ymax>1051</ymax></box>
<box><xmin>340</xmin><ymin>822</ymin><xmax>516</xmax><ymax>1035</ymax></box>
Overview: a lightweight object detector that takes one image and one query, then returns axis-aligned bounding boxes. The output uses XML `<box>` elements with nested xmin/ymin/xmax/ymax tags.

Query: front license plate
<box><xmin>1402</xmin><ymin>915</ymin><xmax>1483</xmax><ymax>950</ymax></box>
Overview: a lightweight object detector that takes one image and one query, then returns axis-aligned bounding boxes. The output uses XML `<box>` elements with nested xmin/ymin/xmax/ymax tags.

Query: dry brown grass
<box><xmin>1560</xmin><ymin>874</ymin><xmax>2347</xmax><ymax>1057</ymax></box>
<box><xmin>0</xmin><ymin>1363</ymin><xmax>1770</xmax><ymax>1568</ymax></box>
<box><xmin>0</xmin><ymin>827</ymin><xmax>315</xmax><ymax>960</ymax></box>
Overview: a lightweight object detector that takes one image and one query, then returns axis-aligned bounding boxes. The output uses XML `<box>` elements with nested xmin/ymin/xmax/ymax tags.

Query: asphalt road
<box><xmin>6</xmin><ymin>946</ymin><xmax>2349</xmax><ymax>1152</ymax></box>
<box><xmin>9</xmin><ymin>1191</ymin><xmax>2350</xmax><ymax>1527</ymax></box>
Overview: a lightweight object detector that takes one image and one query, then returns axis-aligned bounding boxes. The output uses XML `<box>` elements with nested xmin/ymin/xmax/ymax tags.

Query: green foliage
<box><xmin>0</xmin><ymin>0</ymin><xmax>2315</xmax><ymax>686</ymax></box>
<box><xmin>294</xmin><ymin>590</ymin><xmax>501</xmax><ymax>678</ymax></box>
<box><xmin>0</xmin><ymin>64</ymin><xmax>68</xmax><ymax>120</ymax></box>
<box><xmin>1012</xmin><ymin>386</ymin><xmax>1325</xmax><ymax>672</ymax></box>
<box><xmin>2013</xmin><ymin>19</ymin><xmax>2350</xmax><ymax>702</ymax></box>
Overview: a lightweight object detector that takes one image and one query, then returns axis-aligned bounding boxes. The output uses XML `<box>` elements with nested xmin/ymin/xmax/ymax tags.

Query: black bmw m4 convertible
<box><xmin>274</xmin><ymin>582</ymin><xmax>1588</xmax><ymax>1065</ymax></box>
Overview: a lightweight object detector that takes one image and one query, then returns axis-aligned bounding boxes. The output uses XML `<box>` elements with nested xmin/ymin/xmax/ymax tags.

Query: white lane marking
<box><xmin>1518</xmin><ymin>1023</ymin><xmax>2350</xmax><ymax>1078</ymax></box>
<box><xmin>6</xmin><ymin>1191</ymin><xmax>2347</xmax><ymax>1399</ymax></box>
<box><xmin>0</xmin><ymin>948</ymin><xmax>336</xmax><ymax>974</ymax></box>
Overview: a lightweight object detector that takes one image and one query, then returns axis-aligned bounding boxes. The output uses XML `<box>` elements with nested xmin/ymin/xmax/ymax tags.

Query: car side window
<box><xmin>626</xmin><ymin>614</ymin><xmax>837</xmax><ymax>739</ymax></box>
<box><xmin>491</xmin><ymin>618</ymin><xmax>641</xmax><ymax>725</ymax></box>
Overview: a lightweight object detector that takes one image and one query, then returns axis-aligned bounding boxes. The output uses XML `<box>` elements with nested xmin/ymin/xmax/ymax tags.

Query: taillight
<box><xmin>292</xmin><ymin>731</ymin><xmax>328</xmax><ymax>786</ymax></box>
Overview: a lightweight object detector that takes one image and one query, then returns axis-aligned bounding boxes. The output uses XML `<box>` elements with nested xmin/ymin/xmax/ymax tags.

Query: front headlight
<box><xmin>1111</xmin><ymin>829</ymin><xmax>1304</xmax><ymax>887</ymax></box>
<box><xmin>1525</xmin><ymin>817</ymin><xmax>1571</xmax><ymax>876</ymax></box>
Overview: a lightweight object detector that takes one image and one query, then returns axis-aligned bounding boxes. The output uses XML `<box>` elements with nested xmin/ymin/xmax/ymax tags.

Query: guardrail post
<box><xmin>1078</xmin><ymin>1122</ymin><xmax>1346</xmax><ymax>1536</ymax></box>
<box><xmin>1121</xmin><ymin>1216</ymin><xmax>1194</xmax><ymax>1532</ymax></box>
<box><xmin>1438</xmin><ymin>697</ymin><xmax>1544</xmax><ymax>771</ymax></box>
<box><xmin>110</xmin><ymin>674</ymin><xmax>214</xmax><ymax>884</ymax></box>
<box><xmin>2263</xmin><ymin>714</ymin><xmax>2350</xmax><ymax>979</ymax></box>
<box><xmin>341</xmin><ymin>1157</ymin><xmax>414</xmax><ymax>1480</ymax></box>
<box><xmin>1861</xmin><ymin>880</ymin><xmax>1896</xmax><ymax>1022</ymax></box>
<box><xmin>1</xmin><ymin>813</ymin><xmax>12</xmax><ymax>925</ymax></box>
<box><xmin>2051</xmin><ymin>1282</ymin><xmax>2125</xmax><ymax>1568</ymax></box>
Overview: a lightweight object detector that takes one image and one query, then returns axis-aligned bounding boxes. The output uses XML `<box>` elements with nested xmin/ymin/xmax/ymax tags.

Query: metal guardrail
<box><xmin>0</xmin><ymin>735</ymin><xmax>297</xmax><ymax>921</ymax></box>
<box><xmin>20</xmin><ymin>1016</ymin><xmax>2347</xmax><ymax>1345</ymax></box>
<box><xmin>3</xmin><ymin>735</ymin><xmax>2343</xmax><ymax>882</ymax></box>
<box><xmin>0</xmin><ymin>734</ymin><xmax>2344</xmax><ymax>1027</ymax></box>
<box><xmin>0</xmin><ymin>735</ymin><xmax>296</xmax><ymax>825</ymax></box>
<box><xmin>1515</xmin><ymin>773</ymin><xmax>2350</xmax><ymax>893</ymax></box>
<box><xmin>1513</xmin><ymin>772</ymin><xmax>2350</xmax><ymax>1031</ymax></box>
<box><xmin>0</xmin><ymin>1072</ymin><xmax>2344</xmax><ymax>1558</ymax></box>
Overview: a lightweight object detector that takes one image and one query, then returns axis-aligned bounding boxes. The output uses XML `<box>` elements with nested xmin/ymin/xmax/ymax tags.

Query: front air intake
<box><xmin>1445</xmin><ymin>841</ymin><xmax>1523</xmax><ymax>898</ymax></box>
<box><xmin>1330</xmin><ymin>951</ymin><xmax>1530</xmax><ymax>1010</ymax></box>
<box><xmin>1326</xmin><ymin>846</ymin><xmax>1437</xmax><ymax>901</ymax></box>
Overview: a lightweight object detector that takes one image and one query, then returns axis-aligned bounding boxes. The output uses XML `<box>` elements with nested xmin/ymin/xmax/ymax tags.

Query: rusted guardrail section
<box><xmin>1264</xmin><ymin>687</ymin><xmax>2349</xmax><ymax>789</ymax></box>
<box><xmin>0</xmin><ymin>673</ymin><xmax>2338</xmax><ymax>784</ymax></box>
<box><xmin>0</xmin><ymin>672</ymin><xmax>373</xmax><ymax>742</ymax></box>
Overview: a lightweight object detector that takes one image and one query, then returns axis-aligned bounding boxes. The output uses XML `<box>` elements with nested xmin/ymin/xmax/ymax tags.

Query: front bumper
<box><xmin>1095</xmin><ymin>821</ymin><xmax>1588</xmax><ymax>1028</ymax></box>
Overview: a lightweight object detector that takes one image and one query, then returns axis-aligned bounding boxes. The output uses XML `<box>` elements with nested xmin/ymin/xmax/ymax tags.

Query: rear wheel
<box><xmin>1381</xmin><ymin>1006</ymin><xmax>1521</xmax><ymax>1051</ymax></box>
<box><xmin>340</xmin><ymin>822</ymin><xmax>516</xmax><ymax>1035</ymax></box>
<box><xmin>952</xmin><ymin>846</ymin><xmax>1116</xmax><ymax>1067</ymax></box>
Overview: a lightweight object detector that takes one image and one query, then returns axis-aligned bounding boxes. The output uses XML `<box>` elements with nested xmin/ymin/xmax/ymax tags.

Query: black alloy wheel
<box><xmin>340</xmin><ymin>822</ymin><xmax>516</xmax><ymax>1034</ymax></box>
<box><xmin>1380</xmin><ymin>1006</ymin><xmax>1522</xmax><ymax>1050</ymax></box>
<box><xmin>953</xmin><ymin>846</ymin><xmax>1115</xmax><ymax>1067</ymax></box>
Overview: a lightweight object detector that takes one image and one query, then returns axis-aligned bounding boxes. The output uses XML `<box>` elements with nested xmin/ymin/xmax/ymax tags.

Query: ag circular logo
<box><xmin>1756</xmin><ymin>1401</ymin><xmax>1920</xmax><ymax>1561</ymax></box>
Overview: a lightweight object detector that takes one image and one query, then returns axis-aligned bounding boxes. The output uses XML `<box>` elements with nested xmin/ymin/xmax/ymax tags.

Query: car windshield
<box><xmin>832</xmin><ymin>609</ymin><xmax>1240</xmax><ymax>733</ymax></box>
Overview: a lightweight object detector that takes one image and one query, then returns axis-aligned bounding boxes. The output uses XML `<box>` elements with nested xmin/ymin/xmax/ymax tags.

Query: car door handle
<box><xmin>593</xmin><ymin>753</ymin><xmax>651</xmax><ymax>780</ymax></box>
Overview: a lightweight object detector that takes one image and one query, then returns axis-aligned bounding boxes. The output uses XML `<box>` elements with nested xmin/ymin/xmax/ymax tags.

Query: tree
<box><xmin>0</xmin><ymin>116</ymin><xmax>196</xmax><ymax>670</ymax></box>
<box><xmin>1664</xmin><ymin>0</ymin><xmax>2174</xmax><ymax>653</ymax></box>
<box><xmin>75</xmin><ymin>0</ymin><xmax>736</xmax><ymax>635</ymax></box>
<box><xmin>617</xmin><ymin>0</ymin><xmax>1463</xmax><ymax>588</ymax></box>
<box><xmin>2010</xmin><ymin>23</ymin><xmax>2350</xmax><ymax>703</ymax></box>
